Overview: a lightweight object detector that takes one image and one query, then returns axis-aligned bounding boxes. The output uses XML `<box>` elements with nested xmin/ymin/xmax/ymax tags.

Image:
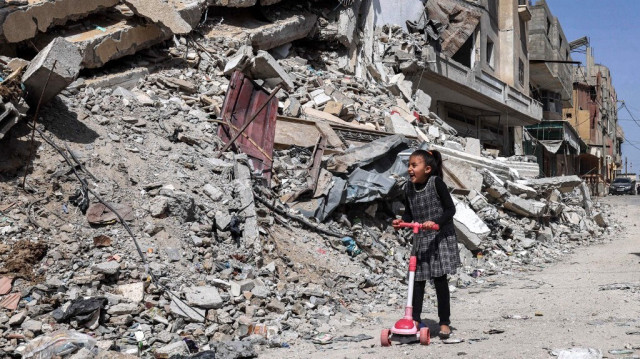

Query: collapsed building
<box><xmin>0</xmin><ymin>0</ymin><xmax>621</xmax><ymax>358</ymax></box>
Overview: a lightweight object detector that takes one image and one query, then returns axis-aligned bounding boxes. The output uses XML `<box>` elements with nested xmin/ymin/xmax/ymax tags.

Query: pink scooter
<box><xmin>381</xmin><ymin>221</ymin><xmax>439</xmax><ymax>347</ymax></box>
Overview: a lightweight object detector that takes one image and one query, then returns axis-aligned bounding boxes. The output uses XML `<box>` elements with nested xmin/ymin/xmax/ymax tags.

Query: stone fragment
<box><xmin>150</xmin><ymin>196</ymin><xmax>169</xmax><ymax>218</ymax></box>
<box><xmin>203</xmin><ymin>184</ymin><xmax>223</xmax><ymax>201</ymax></box>
<box><xmin>464</xmin><ymin>137</ymin><xmax>481</xmax><ymax>156</ymax></box>
<box><xmin>85</xmin><ymin>67</ymin><xmax>149</xmax><ymax>89</ymax></box>
<box><xmin>155</xmin><ymin>340</ymin><xmax>190</xmax><ymax>358</ymax></box>
<box><xmin>107</xmin><ymin>302</ymin><xmax>140</xmax><ymax>315</ymax></box>
<box><xmin>505</xmin><ymin>181</ymin><xmax>537</xmax><ymax>198</ymax></box>
<box><xmin>21</xmin><ymin>319</ymin><xmax>42</xmax><ymax>333</ymax></box>
<box><xmin>7</xmin><ymin>311</ymin><xmax>26</xmax><ymax>326</ymax></box>
<box><xmin>185</xmin><ymin>286</ymin><xmax>224</xmax><ymax>309</ymax></box>
<box><xmin>230</xmin><ymin>279</ymin><xmax>255</xmax><ymax>297</ymax></box>
<box><xmin>266</xmin><ymin>299</ymin><xmax>285</xmax><ymax>313</ymax></box>
<box><xmin>93</xmin><ymin>261</ymin><xmax>120</xmax><ymax>275</ymax></box>
<box><xmin>452</xmin><ymin>198</ymin><xmax>490</xmax><ymax>251</ymax></box>
<box><xmin>223</xmin><ymin>45</ymin><xmax>252</xmax><ymax>75</ymax></box>
<box><xmin>115</xmin><ymin>282</ymin><xmax>145</xmax><ymax>303</ymax></box>
<box><xmin>22</xmin><ymin>37</ymin><xmax>82</xmax><ymax>106</ymax></box>
<box><xmin>385</xmin><ymin>112</ymin><xmax>417</xmax><ymax>137</ymax></box>
<box><xmin>414</xmin><ymin>89</ymin><xmax>432</xmax><ymax>115</ymax></box>
<box><xmin>250</xmin><ymin>50</ymin><xmax>294</xmax><ymax>90</ymax></box>
<box><xmin>503</xmin><ymin>196</ymin><xmax>547</xmax><ymax>217</ymax></box>
<box><xmin>170</xmin><ymin>299</ymin><xmax>205</xmax><ymax>322</ymax></box>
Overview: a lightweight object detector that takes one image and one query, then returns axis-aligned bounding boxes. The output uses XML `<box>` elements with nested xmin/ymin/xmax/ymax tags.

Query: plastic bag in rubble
<box><xmin>21</xmin><ymin>330</ymin><xmax>98</xmax><ymax>359</ymax></box>
<box><xmin>341</xmin><ymin>237</ymin><xmax>362</xmax><ymax>257</ymax></box>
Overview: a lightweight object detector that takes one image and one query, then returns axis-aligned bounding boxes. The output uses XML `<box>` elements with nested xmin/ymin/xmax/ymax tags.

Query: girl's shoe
<box><xmin>438</xmin><ymin>324</ymin><xmax>451</xmax><ymax>339</ymax></box>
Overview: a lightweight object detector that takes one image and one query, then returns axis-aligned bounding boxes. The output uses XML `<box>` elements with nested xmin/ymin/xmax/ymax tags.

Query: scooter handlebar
<box><xmin>395</xmin><ymin>221</ymin><xmax>440</xmax><ymax>233</ymax></box>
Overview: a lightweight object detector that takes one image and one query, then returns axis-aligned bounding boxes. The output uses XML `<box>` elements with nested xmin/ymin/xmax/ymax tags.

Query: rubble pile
<box><xmin>0</xmin><ymin>1</ymin><xmax>622</xmax><ymax>358</ymax></box>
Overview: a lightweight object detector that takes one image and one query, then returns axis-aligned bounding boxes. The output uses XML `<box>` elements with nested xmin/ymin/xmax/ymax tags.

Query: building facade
<box><xmin>415</xmin><ymin>0</ymin><xmax>542</xmax><ymax>155</ymax></box>
<box><xmin>524</xmin><ymin>0</ymin><xmax>584</xmax><ymax>177</ymax></box>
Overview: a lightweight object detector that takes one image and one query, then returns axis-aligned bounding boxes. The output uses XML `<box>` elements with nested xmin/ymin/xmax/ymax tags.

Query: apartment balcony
<box><xmin>421</xmin><ymin>52</ymin><xmax>542</xmax><ymax>126</ymax></box>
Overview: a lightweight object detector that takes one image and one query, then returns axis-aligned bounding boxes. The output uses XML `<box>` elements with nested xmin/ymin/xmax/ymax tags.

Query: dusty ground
<box><xmin>261</xmin><ymin>195</ymin><xmax>640</xmax><ymax>358</ymax></box>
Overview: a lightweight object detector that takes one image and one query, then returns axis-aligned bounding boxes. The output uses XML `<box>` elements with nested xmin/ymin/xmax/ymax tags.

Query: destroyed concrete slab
<box><xmin>519</xmin><ymin>176</ymin><xmax>583</xmax><ymax>194</ymax></box>
<box><xmin>0</xmin><ymin>0</ymin><xmax>120</xmax><ymax>43</ymax></box>
<box><xmin>22</xmin><ymin>37</ymin><xmax>82</xmax><ymax>106</ymax></box>
<box><xmin>207</xmin><ymin>11</ymin><xmax>317</xmax><ymax>51</ymax></box>
<box><xmin>249</xmin><ymin>50</ymin><xmax>294</xmax><ymax>90</ymax></box>
<box><xmin>65</xmin><ymin>16</ymin><xmax>168</xmax><ymax>69</ymax></box>
<box><xmin>452</xmin><ymin>198</ymin><xmax>490</xmax><ymax>251</ymax></box>
<box><xmin>122</xmin><ymin>0</ymin><xmax>203</xmax><ymax>34</ymax></box>
<box><xmin>84</xmin><ymin>68</ymin><xmax>149</xmax><ymax>89</ymax></box>
<box><xmin>503</xmin><ymin>196</ymin><xmax>547</xmax><ymax>217</ymax></box>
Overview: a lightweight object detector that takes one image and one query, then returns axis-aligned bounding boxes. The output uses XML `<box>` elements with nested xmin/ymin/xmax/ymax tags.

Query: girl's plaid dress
<box><xmin>405</xmin><ymin>176</ymin><xmax>461</xmax><ymax>281</ymax></box>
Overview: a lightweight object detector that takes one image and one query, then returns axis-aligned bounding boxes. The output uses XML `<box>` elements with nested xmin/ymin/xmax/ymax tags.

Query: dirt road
<box><xmin>261</xmin><ymin>195</ymin><xmax>640</xmax><ymax>358</ymax></box>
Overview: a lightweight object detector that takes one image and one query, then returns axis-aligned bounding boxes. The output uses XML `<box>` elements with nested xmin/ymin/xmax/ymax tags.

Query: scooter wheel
<box><xmin>419</xmin><ymin>327</ymin><xmax>430</xmax><ymax>345</ymax></box>
<box><xmin>380</xmin><ymin>329</ymin><xmax>392</xmax><ymax>347</ymax></box>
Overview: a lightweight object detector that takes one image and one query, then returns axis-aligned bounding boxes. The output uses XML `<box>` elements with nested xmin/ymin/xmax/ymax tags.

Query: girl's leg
<box><xmin>433</xmin><ymin>275</ymin><xmax>450</xmax><ymax>326</ymax></box>
<box><xmin>411</xmin><ymin>280</ymin><xmax>427</xmax><ymax>323</ymax></box>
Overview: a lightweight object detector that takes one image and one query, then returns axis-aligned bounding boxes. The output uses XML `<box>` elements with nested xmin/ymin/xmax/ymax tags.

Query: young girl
<box><xmin>392</xmin><ymin>149</ymin><xmax>460</xmax><ymax>339</ymax></box>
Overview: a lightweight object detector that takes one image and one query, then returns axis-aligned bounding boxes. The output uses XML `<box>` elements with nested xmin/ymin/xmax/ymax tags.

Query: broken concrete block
<box><xmin>336</xmin><ymin>0</ymin><xmax>362</xmax><ymax>47</ymax></box>
<box><xmin>283</xmin><ymin>98</ymin><xmax>301</xmax><ymax>117</ymax></box>
<box><xmin>311</xmin><ymin>89</ymin><xmax>331</xmax><ymax>106</ymax></box>
<box><xmin>453</xmin><ymin>198</ymin><xmax>490</xmax><ymax>251</ymax></box>
<box><xmin>203</xmin><ymin>184</ymin><xmax>223</xmax><ymax>201</ymax></box>
<box><xmin>0</xmin><ymin>0</ymin><xmax>120</xmax><ymax>43</ymax></box>
<box><xmin>249</xmin><ymin>13</ymin><xmax>317</xmax><ymax>50</ymax></box>
<box><xmin>185</xmin><ymin>286</ymin><xmax>224</xmax><ymax>309</ymax></box>
<box><xmin>122</xmin><ymin>0</ymin><xmax>198</xmax><ymax>34</ymax></box>
<box><xmin>22</xmin><ymin>37</ymin><xmax>82</xmax><ymax>106</ymax></box>
<box><xmin>223</xmin><ymin>45</ymin><xmax>252</xmax><ymax>76</ymax></box>
<box><xmin>230</xmin><ymin>279</ymin><xmax>255</xmax><ymax>297</ymax></box>
<box><xmin>485</xmin><ymin>185</ymin><xmax>509</xmax><ymax>202</ymax></box>
<box><xmin>464</xmin><ymin>137</ymin><xmax>481</xmax><ymax>156</ymax></box>
<box><xmin>324</xmin><ymin>101</ymin><xmax>343</xmax><ymax>117</ymax></box>
<box><xmin>170</xmin><ymin>299</ymin><xmax>205</xmax><ymax>322</ymax></box>
<box><xmin>155</xmin><ymin>340</ymin><xmax>189</xmax><ymax>358</ymax></box>
<box><xmin>505</xmin><ymin>181</ymin><xmax>537</xmax><ymax>198</ymax></box>
<box><xmin>481</xmin><ymin>169</ymin><xmax>505</xmax><ymax>188</ymax></box>
<box><xmin>115</xmin><ymin>282</ymin><xmax>145</xmax><ymax>303</ymax></box>
<box><xmin>250</xmin><ymin>50</ymin><xmax>294</xmax><ymax>90</ymax></box>
<box><xmin>414</xmin><ymin>89</ymin><xmax>431</xmax><ymax>115</ymax></box>
<box><xmin>503</xmin><ymin>196</ymin><xmax>547</xmax><ymax>217</ymax></box>
<box><xmin>537</xmin><ymin>226</ymin><xmax>553</xmax><ymax>241</ymax></box>
<box><xmin>385</xmin><ymin>112</ymin><xmax>417</xmax><ymax>137</ymax></box>
<box><xmin>442</xmin><ymin>158</ymin><xmax>482</xmax><ymax>192</ymax></box>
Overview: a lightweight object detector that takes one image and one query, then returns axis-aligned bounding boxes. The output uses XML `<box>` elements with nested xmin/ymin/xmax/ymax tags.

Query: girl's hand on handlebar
<box><xmin>422</xmin><ymin>221</ymin><xmax>436</xmax><ymax>230</ymax></box>
<box><xmin>392</xmin><ymin>219</ymin><xmax>402</xmax><ymax>229</ymax></box>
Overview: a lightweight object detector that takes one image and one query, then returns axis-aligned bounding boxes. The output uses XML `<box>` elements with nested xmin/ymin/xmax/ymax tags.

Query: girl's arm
<box><xmin>401</xmin><ymin>196</ymin><xmax>413</xmax><ymax>222</ymax></box>
<box><xmin>434</xmin><ymin>177</ymin><xmax>456</xmax><ymax>225</ymax></box>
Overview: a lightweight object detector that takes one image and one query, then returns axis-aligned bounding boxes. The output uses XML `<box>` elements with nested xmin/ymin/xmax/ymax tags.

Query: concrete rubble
<box><xmin>0</xmin><ymin>1</ymin><xmax>623</xmax><ymax>358</ymax></box>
